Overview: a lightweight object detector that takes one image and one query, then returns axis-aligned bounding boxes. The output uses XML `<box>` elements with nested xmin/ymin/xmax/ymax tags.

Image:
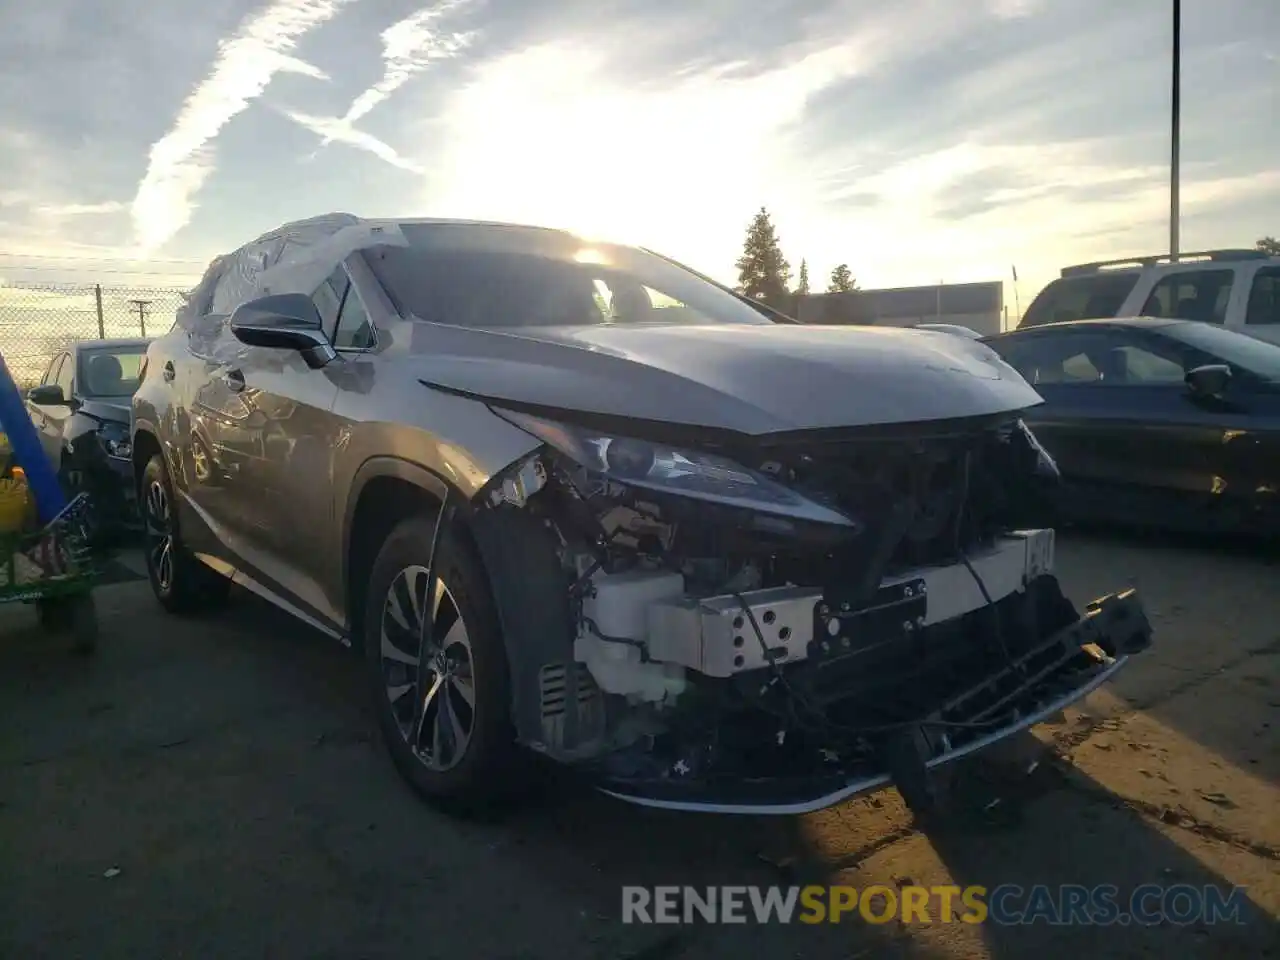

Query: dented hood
<box><xmin>410</xmin><ymin>322</ymin><xmax>1042</xmax><ymax>435</ymax></box>
<box><xmin>76</xmin><ymin>398</ymin><xmax>131</xmax><ymax>424</ymax></box>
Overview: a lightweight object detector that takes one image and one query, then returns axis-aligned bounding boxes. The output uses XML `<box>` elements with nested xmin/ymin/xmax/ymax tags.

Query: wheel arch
<box><xmin>342</xmin><ymin>455</ymin><xmax>580</xmax><ymax>755</ymax></box>
<box><xmin>131</xmin><ymin>424</ymin><xmax>162</xmax><ymax>489</ymax></box>
<box><xmin>342</xmin><ymin>457</ymin><xmax>455</xmax><ymax>648</ymax></box>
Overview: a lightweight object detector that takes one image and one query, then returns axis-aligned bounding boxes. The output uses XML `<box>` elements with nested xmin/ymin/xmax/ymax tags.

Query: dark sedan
<box><xmin>26</xmin><ymin>338</ymin><xmax>151</xmax><ymax>535</ymax></box>
<box><xmin>983</xmin><ymin>317</ymin><xmax>1280</xmax><ymax>536</ymax></box>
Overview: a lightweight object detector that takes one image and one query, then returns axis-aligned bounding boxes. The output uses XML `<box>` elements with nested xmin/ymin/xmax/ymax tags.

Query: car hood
<box><xmin>407</xmin><ymin>322</ymin><xmax>1043</xmax><ymax>435</ymax></box>
<box><xmin>77</xmin><ymin>398</ymin><xmax>131</xmax><ymax>424</ymax></box>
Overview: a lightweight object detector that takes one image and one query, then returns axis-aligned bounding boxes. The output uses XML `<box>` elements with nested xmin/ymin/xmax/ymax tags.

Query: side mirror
<box><xmin>28</xmin><ymin>383</ymin><xmax>69</xmax><ymax>406</ymax></box>
<box><xmin>229</xmin><ymin>293</ymin><xmax>337</xmax><ymax>370</ymax></box>
<box><xmin>1185</xmin><ymin>363</ymin><xmax>1231</xmax><ymax>399</ymax></box>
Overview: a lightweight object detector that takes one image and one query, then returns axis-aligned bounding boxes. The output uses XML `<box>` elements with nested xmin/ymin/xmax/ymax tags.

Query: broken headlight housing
<box><xmin>97</xmin><ymin>423</ymin><xmax>132</xmax><ymax>461</ymax></box>
<box><xmin>493</xmin><ymin>408</ymin><xmax>858</xmax><ymax>529</ymax></box>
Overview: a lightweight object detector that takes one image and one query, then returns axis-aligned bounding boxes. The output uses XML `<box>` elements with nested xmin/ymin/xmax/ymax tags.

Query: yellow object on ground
<box><xmin>0</xmin><ymin>474</ymin><xmax>34</xmax><ymax>534</ymax></box>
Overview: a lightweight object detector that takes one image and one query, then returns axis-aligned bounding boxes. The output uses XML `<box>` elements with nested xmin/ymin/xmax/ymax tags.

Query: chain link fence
<box><xmin>0</xmin><ymin>280</ymin><xmax>188</xmax><ymax>388</ymax></box>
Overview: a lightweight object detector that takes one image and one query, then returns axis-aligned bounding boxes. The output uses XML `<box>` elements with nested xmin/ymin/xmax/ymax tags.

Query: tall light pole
<box><xmin>127</xmin><ymin>299</ymin><xmax>152</xmax><ymax>337</ymax></box>
<box><xmin>1170</xmin><ymin>0</ymin><xmax>1181</xmax><ymax>260</ymax></box>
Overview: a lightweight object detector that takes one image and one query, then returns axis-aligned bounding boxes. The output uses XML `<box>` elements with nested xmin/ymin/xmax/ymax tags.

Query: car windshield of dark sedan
<box><xmin>364</xmin><ymin>223</ymin><xmax>777</xmax><ymax>329</ymax></box>
<box><xmin>77</xmin><ymin>346</ymin><xmax>147</xmax><ymax>398</ymax></box>
<box><xmin>1165</xmin><ymin>322</ymin><xmax>1280</xmax><ymax>382</ymax></box>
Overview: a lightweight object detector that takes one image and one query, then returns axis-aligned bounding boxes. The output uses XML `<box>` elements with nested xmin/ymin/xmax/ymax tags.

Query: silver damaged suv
<box><xmin>132</xmin><ymin>214</ymin><xmax>1153</xmax><ymax>816</ymax></box>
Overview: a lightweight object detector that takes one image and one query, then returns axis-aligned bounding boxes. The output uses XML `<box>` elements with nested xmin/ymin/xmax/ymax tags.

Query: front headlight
<box><xmin>493</xmin><ymin>408</ymin><xmax>858</xmax><ymax>529</ymax></box>
<box><xmin>98</xmin><ymin>426</ymin><xmax>132</xmax><ymax>461</ymax></box>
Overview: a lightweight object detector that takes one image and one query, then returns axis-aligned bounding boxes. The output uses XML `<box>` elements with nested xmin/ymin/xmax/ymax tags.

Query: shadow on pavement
<box><xmin>490</xmin><ymin>735</ymin><xmax>1278</xmax><ymax>959</ymax></box>
<box><xmin>1</xmin><ymin>578</ymin><xmax>1275</xmax><ymax>960</ymax></box>
<box><xmin>1051</xmin><ymin>529</ymin><xmax>1280</xmax><ymax>797</ymax></box>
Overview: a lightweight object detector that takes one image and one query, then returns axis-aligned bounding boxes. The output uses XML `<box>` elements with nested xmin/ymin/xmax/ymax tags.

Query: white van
<box><xmin>1018</xmin><ymin>248</ymin><xmax>1280</xmax><ymax>346</ymax></box>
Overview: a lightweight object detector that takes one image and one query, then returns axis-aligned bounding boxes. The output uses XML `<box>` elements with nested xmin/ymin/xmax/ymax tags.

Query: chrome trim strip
<box><xmin>221</xmin><ymin>562</ymin><xmax>348</xmax><ymax>645</ymax></box>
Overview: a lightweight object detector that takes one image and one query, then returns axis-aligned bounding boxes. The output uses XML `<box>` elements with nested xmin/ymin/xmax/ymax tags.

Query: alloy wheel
<box><xmin>191</xmin><ymin>436</ymin><xmax>211</xmax><ymax>483</ymax></box>
<box><xmin>145</xmin><ymin>480</ymin><xmax>174</xmax><ymax>592</ymax></box>
<box><xmin>379</xmin><ymin>564</ymin><xmax>476</xmax><ymax>772</ymax></box>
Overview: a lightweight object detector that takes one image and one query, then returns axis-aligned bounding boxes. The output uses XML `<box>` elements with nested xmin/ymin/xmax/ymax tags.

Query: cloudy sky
<box><xmin>0</xmin><ymin>0</ymin><xmax>1276</xmax><ymax>301</ymax></box>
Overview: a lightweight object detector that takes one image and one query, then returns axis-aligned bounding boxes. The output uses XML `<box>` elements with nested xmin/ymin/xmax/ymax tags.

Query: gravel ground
<box><xmin>0</xmin><ymin>532</ymin><xmax>1276</xmax><ymax>959</ymax></box>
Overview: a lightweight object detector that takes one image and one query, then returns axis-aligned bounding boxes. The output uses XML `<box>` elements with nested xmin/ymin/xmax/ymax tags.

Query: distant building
<box><xmin>791</xmin><ymin>281</ymin><xmax>1005</xmax><ymax>336</ymax></box>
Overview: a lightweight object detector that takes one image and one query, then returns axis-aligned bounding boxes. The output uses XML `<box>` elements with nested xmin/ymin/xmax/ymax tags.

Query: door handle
<box><xmin>223</xmin><ymin>369</ymin><xmax>246</xmax><ymax>393</ymax></box>
<box><xmin>162</xmin><ymin>361</ymin><xmax>176</xmax><ymax>383</ymax></box>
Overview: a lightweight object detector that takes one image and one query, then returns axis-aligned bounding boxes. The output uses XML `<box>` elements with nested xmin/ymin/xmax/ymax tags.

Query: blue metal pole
<box><xmin>0</xmin><ymin>353</ymin><xmax>67</xmax><ymax>523</ymax></box>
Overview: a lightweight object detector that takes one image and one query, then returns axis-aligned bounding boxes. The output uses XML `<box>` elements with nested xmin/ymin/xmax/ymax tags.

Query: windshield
<box><xmin>1164</xmin><ymin>322</ymin><xmax>1280</xmax><ymax>382</ymax></box>
<box><xmin>364</xmin><ymin>223</ymin><xmax>775</xmax><ymax>329</ymax></box>
<box><xmin>77</xmin><ymin>346</ymin><xmax>147</xmax><ymax>398</ymax></box>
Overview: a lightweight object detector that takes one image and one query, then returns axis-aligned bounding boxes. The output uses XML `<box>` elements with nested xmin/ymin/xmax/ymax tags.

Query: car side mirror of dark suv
<box><xmin>1185</xmin><ymin>363</ymin><xmax>1231</xmax><ymax>399</ymax></box>
<box><xmin>28</xmin><ymin>383</ymin><xmax>71</xmax><ymax>406</ymax></box>
<box><xmin>230</xmin><ymin>293</ymin><xmax>337</xmax><ymax>370</ymax></box>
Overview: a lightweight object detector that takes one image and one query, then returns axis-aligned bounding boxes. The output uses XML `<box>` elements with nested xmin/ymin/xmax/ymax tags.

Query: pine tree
<box><xmin>828</xmin><ymin>264</ymin><xmax>856</xmax><ymax>293</ymax></box>
<box><xmin>735</xmin><ymin>207</ymin><xmax>791</xmax><ymax>309</ymax></box>
<box><xmin>796</xmin><ymin>259</ymin><xmax>810</xmax><ymax>296</ymax></box>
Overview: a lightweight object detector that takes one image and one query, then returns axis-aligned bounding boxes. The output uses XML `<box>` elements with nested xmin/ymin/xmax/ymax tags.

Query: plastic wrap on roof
<box><xmin>176</xmin><ymin>212</ymin><xmax>411</xmax><ymax>334</ymax></box>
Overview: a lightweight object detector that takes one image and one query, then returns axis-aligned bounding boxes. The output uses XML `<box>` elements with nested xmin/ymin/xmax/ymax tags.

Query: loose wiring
<box><xmin>953</xmin><ymin>448</ymin><xmax>1023</xmax><ymax>678</ymax></box>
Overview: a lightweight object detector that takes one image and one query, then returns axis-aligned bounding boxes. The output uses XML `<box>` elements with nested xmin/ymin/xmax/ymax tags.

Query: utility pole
<box><xmin>1011</xmin><ymin>265</ymin><xmax>1021</xmax><ymax>327</ymax></box>
<box><xmin>127</xmin><ymin>299</ymin><xmax>152</xmax><ymax>337</ymax></box>
<box><xmin>1170</xmin><ymin>0</ymin><xmax>1181</xmax><ymax>260</ymax></box>
<box><xmin>94</xmin><ymin>285</ymin><xmax>105</xmax><ymax>338</ymax></box>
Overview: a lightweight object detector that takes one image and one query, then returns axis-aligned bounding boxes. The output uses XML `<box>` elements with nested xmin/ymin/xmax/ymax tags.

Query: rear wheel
<box><xmin>140</xmin><ymin>454</ymin><xmax>229</xmax><ymax>614</ymax></box>
<box><xmin>364</xmin><ymin>514</ymin><xmax>523</xmax><ymax>814</ymax></box>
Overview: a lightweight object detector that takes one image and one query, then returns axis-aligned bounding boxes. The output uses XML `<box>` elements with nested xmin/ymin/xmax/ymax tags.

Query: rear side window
<box><xmin>1245</xmin><ymin>267</ymin><xmax>1280</xmax><ymax>326</ymax></box>
<box><xmin>994</xmin><ymin>333</ymin><xmax>1102</xmax><ymax>383</ymax></box>
<box><xmin>333</xmin><ymin>284</ymin><xmax>375</xmax><ymax>349</ymax></box>
<box><xmin>312</xmin><ymin>267</ymin><xmax>347</xmax><ymax>339</ymax></box>
<box><xmin>313</xmin><ymin>267</ymin><xmax>375</xmax><ymax>349</ymax></box>
<box><xmin>992</xmin><ymin>330</ymin><xmax>1188</xmax><ymax>386</ymax></box>
<box><xmin>1019</xmin><ymin>274</ymin><xmax>1139</xmax><ymax>327</ymax></box>
<box><xmin>1140</xmin><ymin>269</ymin><xmax>1233</xmax><ymax>324</ymax></box>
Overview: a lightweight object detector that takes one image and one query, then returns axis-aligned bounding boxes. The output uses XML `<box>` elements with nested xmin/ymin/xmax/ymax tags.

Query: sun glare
<box><xmin>573</xmin><ymin>247</ymin><xmax>609</xmax><ymax>265</ymax></box>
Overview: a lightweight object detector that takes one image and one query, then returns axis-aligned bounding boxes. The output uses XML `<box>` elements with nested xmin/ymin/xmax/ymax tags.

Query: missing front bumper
<box><xmin>596</xmin><ymin>588</ymin><xmax>1151</xmax><ymax>815</ymax></box>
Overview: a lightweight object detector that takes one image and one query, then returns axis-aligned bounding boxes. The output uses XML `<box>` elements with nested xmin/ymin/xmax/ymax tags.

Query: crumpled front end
<box><xmin>592</xmin><ymin>557</ymin><xmax>1149</xmax><ymax>814</ymax></box>
<box><xmin>473</xmin><ymin>408</ymin><xmax>1153</xmax><ymax>815</ymax></box>
<box><xmin>66</xmin><ymin>418</ymin><xmax>142</xmax><ymax>540</ymax></box>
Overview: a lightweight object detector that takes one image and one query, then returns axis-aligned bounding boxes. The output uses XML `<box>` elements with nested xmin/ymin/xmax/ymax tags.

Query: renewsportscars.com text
<box><xmin>622</xmin><ymin>884</ymin><xmax>1249</xmax><ymax>927</ymax></box>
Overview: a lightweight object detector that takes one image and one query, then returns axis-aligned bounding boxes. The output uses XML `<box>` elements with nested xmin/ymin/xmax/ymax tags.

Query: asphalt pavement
<box><xmin>0</xmin><ymin>532</ymin><xmax>1276</xmax><ymax>959</ymax></box>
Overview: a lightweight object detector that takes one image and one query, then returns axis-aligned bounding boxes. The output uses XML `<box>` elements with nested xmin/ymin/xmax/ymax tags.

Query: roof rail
<box><xmin>1061</xmin><ymin>248</ymin><xmax>1274</xmax><ymax>277</ymax></box>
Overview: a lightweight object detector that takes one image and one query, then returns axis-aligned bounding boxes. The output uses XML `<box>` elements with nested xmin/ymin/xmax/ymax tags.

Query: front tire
<box><xmin>140</xmin><ymin>454</ymin><xmax>229</xmax><ymax>614</ymax></box>
<box><xmin>363</xmin><ymin>514</ymin><xmax>522</xmax><ymax>814</ymax></box>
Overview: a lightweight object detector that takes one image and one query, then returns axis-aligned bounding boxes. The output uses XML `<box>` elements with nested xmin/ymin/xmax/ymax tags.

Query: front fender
<box><xmin>335</xmin><ymin>455</ymin><xmax>453</xmax><ymax>629</ymax></box>
<box><xmin>63</xmin><ymin>413</ymin><xmax>102</xmax><ymax>463</ymax></box>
